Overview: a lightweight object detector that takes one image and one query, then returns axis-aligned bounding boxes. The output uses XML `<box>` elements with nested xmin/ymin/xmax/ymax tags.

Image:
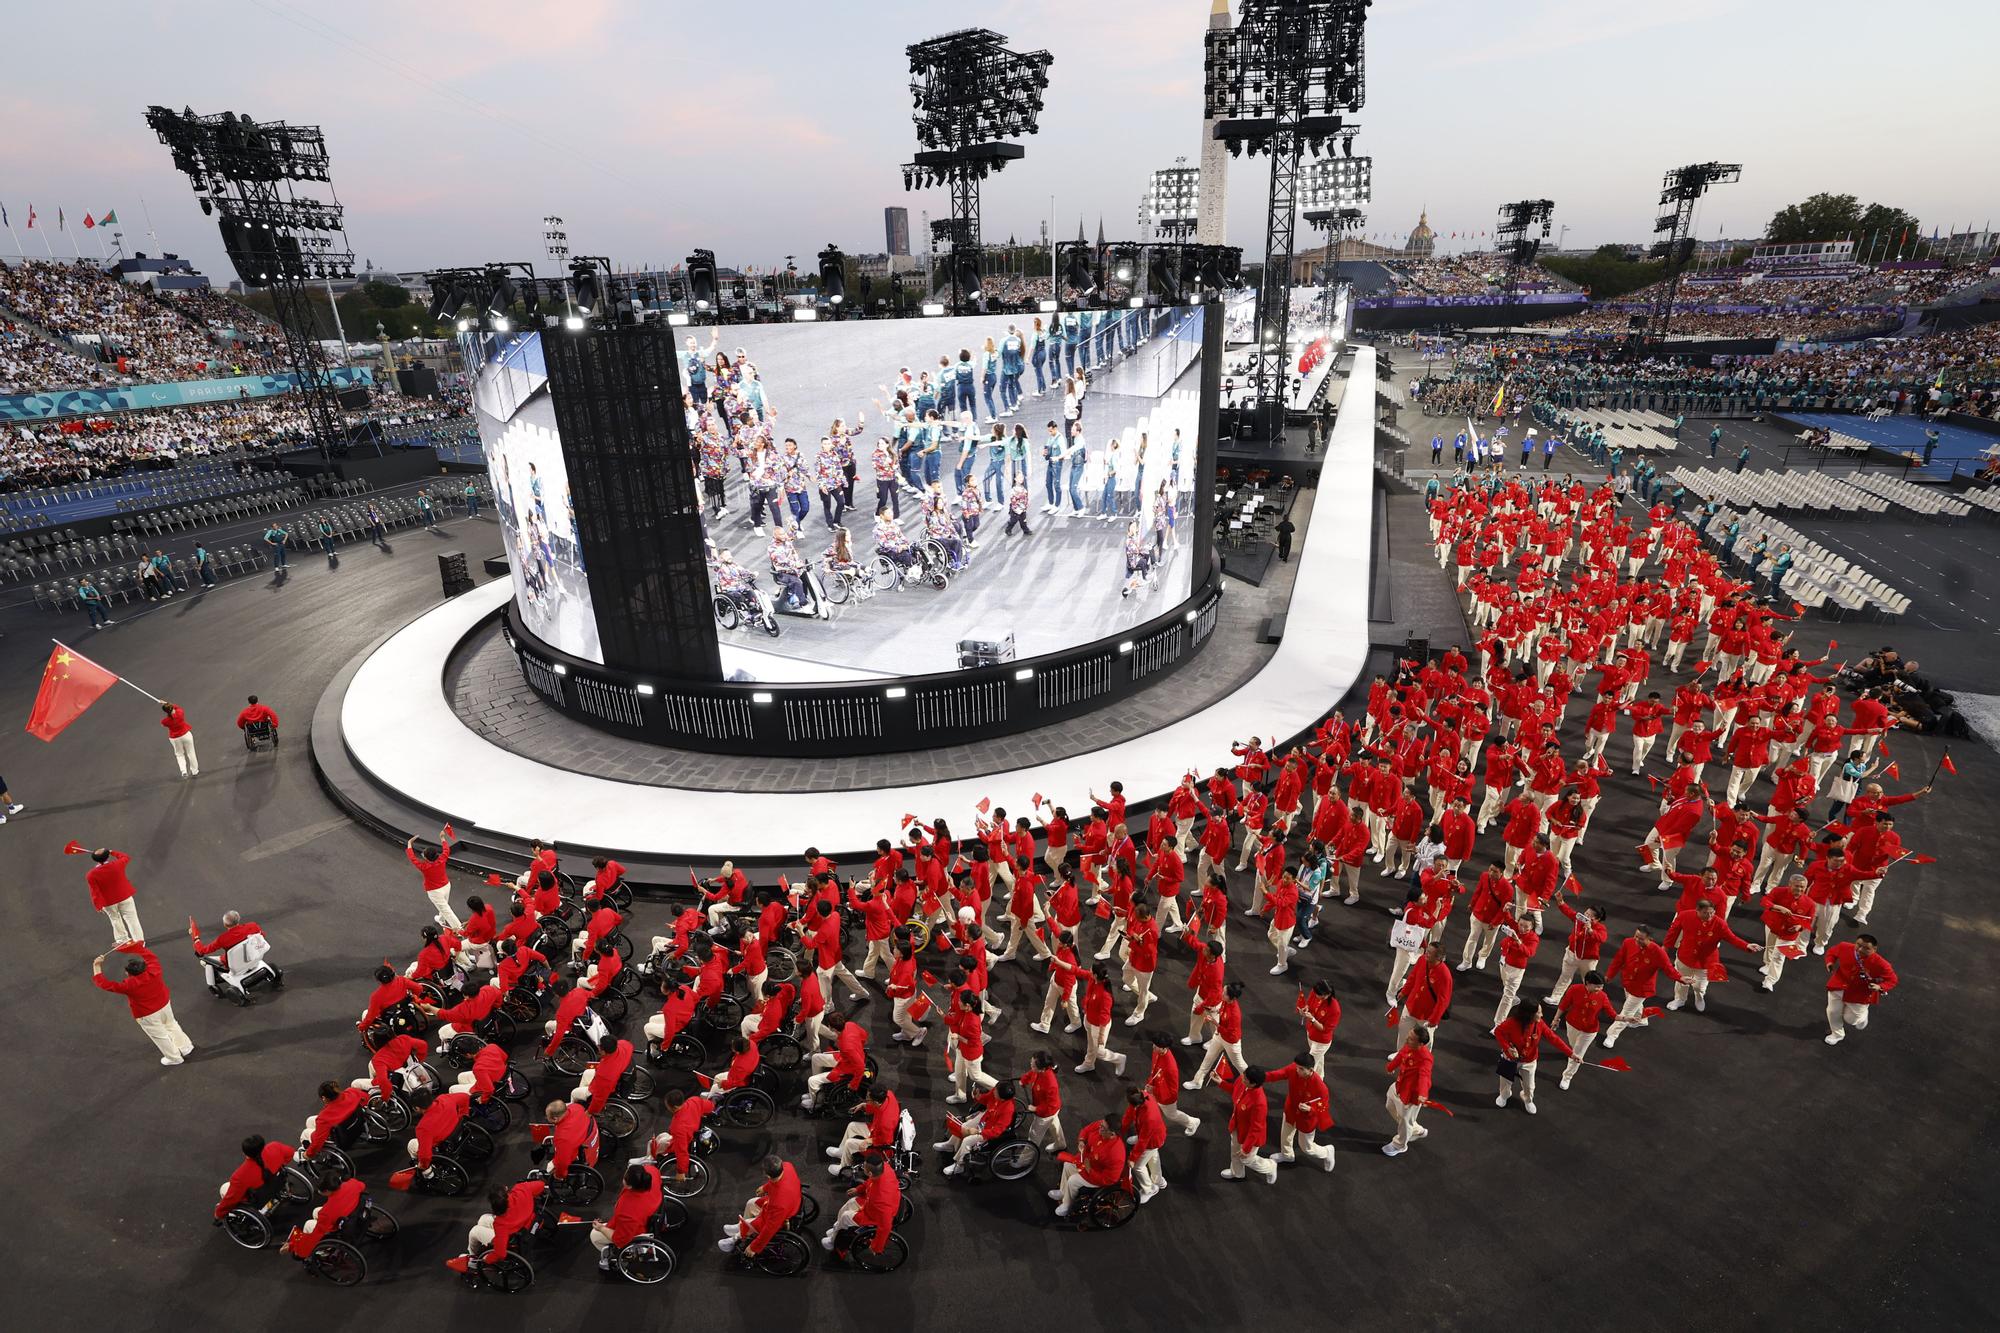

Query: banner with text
<box><xmin>0</xmin><ymin>367</ymin><xmax>374</xmax><ymax>424</ymax></box>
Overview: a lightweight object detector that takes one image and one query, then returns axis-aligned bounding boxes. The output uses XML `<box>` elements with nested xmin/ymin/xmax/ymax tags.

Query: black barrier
<box><xmin>495</xmin><ymin>554</ymin><xmax>1226</xmax><ymax>757</ymax></box>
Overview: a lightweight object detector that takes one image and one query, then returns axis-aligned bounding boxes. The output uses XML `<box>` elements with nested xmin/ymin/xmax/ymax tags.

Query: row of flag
<box><xmin>0</xmin><ymin>204</ymin><xmax>119</xmax><ymax>231</ymax></box>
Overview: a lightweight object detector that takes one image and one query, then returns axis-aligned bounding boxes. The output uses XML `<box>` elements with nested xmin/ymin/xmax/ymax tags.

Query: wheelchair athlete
<box><xmin>446</xmin><ymin>1178</ymin><xmax>548</xmax><ymax>1276</ymax></box>
<box><xmin>591</xmin><ymin>1162</ymin><xmax>665</xmax><ymax>1274</ymax></box>
<box><xmin>236</xmin><ymin>695</ymin><xmax>280</xmax><ymax>750</ymax></box>
<box><xmin>214</xmin><ymin>1134</ymin><xmax>298</xmax><ymax>1222</ymax></box>
<box><xmin>822</xmin><ymin>1155</ymin><xmax>902</xmax><ymax>1256</ymax></box>
<box><xmin>190</xmin><ymin>913</ymin><xmax>281</xmax><ymax>1001</ymax></box>
<box><xmin>935</xmin><ymin>1080</ymin><xmax>1021</xmax><ymax>1177</ymax></box>
<box><xmin>300</xmin><ymin>1080</ymin><xmax>371</xmax><ymax>1161</ymax></box>
<box><xmin>718</xmin><ymin>1156</ymin><xmax>802</xmax><ymax>1256</ymax></box>
<box><xmin>284</xmin><ymin>1176</ymin><xmax>367</xmax><ymax>1260</ymax></box>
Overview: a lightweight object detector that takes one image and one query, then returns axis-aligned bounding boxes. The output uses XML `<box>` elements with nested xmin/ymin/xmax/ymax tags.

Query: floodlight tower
<box><xmin>145</xmin><ymin>105</ymin><xmax>356</xmax><ymax>456</ymax></box>
<box><xmin>1647</xmin><ymin>162</ymin><xmax>1741</xmax><ymax>344</ymax></box>
<box><xmin>1301</xmin><ymin>150</ymin><xmax>1371</xmax><ymax>333</ymax></box>
<box><xmin>1494</xmin><ymin>198</ymin><xmax>1555</xmax><ymax>308</ymax></box>
<box><xmin>901</xmin><ymin>28</ymin><xmax>1054</xmax><ymax>314</ymax></box>
<box><xmin>1204</xmin><ymin>0</ymin><xmax>1372</xmax><ymax>431</ymax></box>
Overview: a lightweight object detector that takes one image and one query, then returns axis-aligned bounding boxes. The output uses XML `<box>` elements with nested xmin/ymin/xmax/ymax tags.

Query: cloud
<box><xmin>1426</xmin><ymin>0</ymin><xmax>1738</xmax><ymax>68</ymax></box>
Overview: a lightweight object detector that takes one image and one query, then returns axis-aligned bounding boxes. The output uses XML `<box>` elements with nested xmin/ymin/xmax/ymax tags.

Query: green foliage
<box><xmin>1541</xmin><ymin>252</ymin><xmax>1666</xmax><ymax>301</ymax></box>
<box><xmin>231</xmin><ymin>285</ymin><xmax>442</xmax><ymax>340</ymax></box>
<box><xmin>1766</xmin><ymin>192</ymin><xmax>1920</xmax><ymax>244</ymax></box>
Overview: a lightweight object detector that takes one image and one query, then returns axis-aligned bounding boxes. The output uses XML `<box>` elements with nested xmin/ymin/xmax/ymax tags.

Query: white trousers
<box><xmin>102</xmin><ymin>898</ymin><xmax>144</xmax><ymax>946</ymax></box>
<box><xmin>425</xmin><ymin>887</ymin><xmax>463</xmax><ymax>932</ymax></box>
<box><xmin>1825</xmin><ymin>993</ymin><xmax>1871</xmax><ymax>1038</ymax></box>
<box><xmin>135</xmin><ymin>1003</ymin><xmax>193</xmax><ymax>1059</ymax></box>
<box><xmin>169</xmin><ymin>730</ymin><xmax>199</xmax><ymax>776</ymax></box>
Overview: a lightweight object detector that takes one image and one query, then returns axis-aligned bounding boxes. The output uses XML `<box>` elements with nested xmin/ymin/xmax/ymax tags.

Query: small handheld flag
<box><xmin>1941</xmin><ymin>752</ymin><xmax>1958</xmax><ymax>776</ymax></box>
<box><xmin>62</xmin><ymin>840</ymin><xmax>88</xmax><ymax>856</ymax></box>
<box><xmin>976</xmin><ymin>797</ymin><xmax>991</xmax><ymax>816</ymax></box>
<box><xmin>1597</xmin><ymin>1056</ymin><xmax>1632</xmax><ymax>1073</ymax></box>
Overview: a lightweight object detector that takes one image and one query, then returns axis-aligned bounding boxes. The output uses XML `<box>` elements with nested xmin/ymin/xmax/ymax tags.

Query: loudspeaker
<box><xmin>396</xmin><ymin>366</ymin><xmax>439</xmax><ymax>398</ymax></box>
<box><xmin>336</xmin><ymin>386</ymin><xmax>371</xmax><ymax>412</ymax></box>
<box><xmin>438</xmin><ymin>551</ymin><xmax>474</xmax><ymax>597</ymax></box>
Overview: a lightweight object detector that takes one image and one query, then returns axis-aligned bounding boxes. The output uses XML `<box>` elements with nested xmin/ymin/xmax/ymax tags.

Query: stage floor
<box><xmin>327</xmin><ymin>351</ymin><xmax>1381</xmax><ymax>860</ymax></box>
<box><xmin>1782</xmin><ymin>411</ymin><xmax>1995</xmax><ymax>480</ymax></box>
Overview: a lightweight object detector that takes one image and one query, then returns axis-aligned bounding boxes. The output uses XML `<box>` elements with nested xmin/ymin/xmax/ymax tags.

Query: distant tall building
<box><xmin>1405</xmin><ymin>210</ymin><xmax>1436</xmax><ymax>257</ymax></box>
<box><xmin>884</xmin><ymin>207</ymin><xmax>911</xmax><ymax>257</ymax></box>
<box><xmin>1195</xmin><ymin>0</ymin><xmax>1232</xmax><ymax>246</ymax></box>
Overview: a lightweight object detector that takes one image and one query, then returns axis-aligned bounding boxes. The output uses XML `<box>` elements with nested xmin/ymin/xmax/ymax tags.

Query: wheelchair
<box><xmin>713</xmin><ymin>583</ymin><xmax>781</xmax><ymax>637</ymax></box>
<box><xmin>589</xmin><ymin>1066</ymin><xmax>658</xmax><ymax>1143</ymax></box>
<box><xmin>443</xmin><ymin>1013</ymin><xmax>518</xmax><ymax>1068</ymax></box>
<box><xmin>800</xmin><ymin>1064</ymin><xmax>879</xmax><ymax>1121</ymax></box>
<box><xmin>461</xmin><ymin>1200</ymin><xmax>559</xmax><ymax>1296</ymax></box>
<box><xmin>868</xmin><ymin>543</ymin><xmax>949</xmax><ymax>593</ymax></box>
<box><xmin>947</xmin><ymin>1112</ymin><xmax>1042</xmax><ymax>1183</ymax></box>
<box><xmin>498</xmin><ymin>985</ymin><xmax>544</xmax><ymax>1026</ymax></box>
<box><xmin>723</xmin><ymin>1191</ymin><xmax>821</xmax><ymax>1277</ymax></box>
<box><xmin>529</xmin><ymin>1141</ymin><xmax>606</xmax><ymax>1206</ymax></box>
<box><xmin>358</xmin><ymin>1061</ymin><xmax>445</xmax><ymax>1141</ymax></box>
<box><xmin>292</xmin><ymin>1195</ymin><xmax>397</xmax><ymax>1287</ymax></box>
<box><xmin>647</xmin><ymin>1027</ymin><xmax>708</xmax><ymax>1071</ymax></box>
<box><xmin>360</xmin><ymin>1000</ymin><xmax>424</xmax><ymax>1054</ymax></box>
<box><xmin>818</xmin><ymin>558</ymin><xmax>876</xmax><ymax>607</ymax></box>
<box><xmin>652</xmin><ymin>1120</ymin><xmax>724</xmax><ymax>1192</ymax></box>
<box><xmin>404</xmin><ymin>1119</ymin><xmax>497</xmax><ymax>1198</ymax></box>
<box><xmin>1066</xmin><ymin>1178</ymin><xmax>1140</xmax><ymax>1231</ymax></box>
<box><xmin>415</xmin><ymin>964</ymin><xmax>473</xmax><ymax>1010</ymax></box>
<box><xmin>220</xmin><ymin>1193</ymin><xmax>292</xmax><ymax>1251</ymax></box>
<box><xmin>243</xmin><ymin>718</ymin><xmax>279</xmax><ymax>752</ymax></box>
<box><xmin>831</xmin><ymin>1224</ymin><xmax>911</xmax><ymax>1273</ymax></box>
<box><xmin>716</xmin><ymin>1066</ymin><xmax>782</xmax><ymax>1130</ymax></box>
<box><xmin>613</xmin><ymin>1220</ymin><xmax>682</xmax><ymax>1285</ymax></box>
<box><xmin>201</xmin><ymin>936</ymin><xmax>283</xmax><ymax>1006</ymax></box>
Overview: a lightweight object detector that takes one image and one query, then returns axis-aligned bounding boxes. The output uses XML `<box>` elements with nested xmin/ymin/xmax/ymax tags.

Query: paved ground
<box><xmin>3</xmin><ymin>462</ymin><xmax>1998</xmax><ymax>1330</ymax></box>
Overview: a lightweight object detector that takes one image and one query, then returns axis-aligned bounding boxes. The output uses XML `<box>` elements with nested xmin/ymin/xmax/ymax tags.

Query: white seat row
<box><xmin>1839</xmin><ymin>471</ymin><xmax>1972</xmax><ymax>519</ymax></box>
<box><xmin>1702</xmin><ymin>506</ymin><xmax>1909</xmax><ymax>620</ymax></box>
<box><xmin>1673</xmin><ymin>465</ymin><xmax>1889</xmax><ymax>516</ymax></box>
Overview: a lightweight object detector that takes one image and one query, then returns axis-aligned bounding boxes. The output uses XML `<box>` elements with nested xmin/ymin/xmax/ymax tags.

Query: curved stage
<box><xmin>315</xmin><ymin>349</ymin><xmax>1380</xmax><ymax>869</ymax></box>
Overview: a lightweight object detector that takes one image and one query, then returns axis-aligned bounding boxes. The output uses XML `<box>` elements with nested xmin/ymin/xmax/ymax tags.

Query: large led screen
<box><xmin>690</xmin><ymin>304</ymin><xmax>1208</xmax><ymax>682</ymax></box>
<box><xmin>465</xmin><ymin>331</ymin><xmax>603</xmax><ymax>663</ymax></box>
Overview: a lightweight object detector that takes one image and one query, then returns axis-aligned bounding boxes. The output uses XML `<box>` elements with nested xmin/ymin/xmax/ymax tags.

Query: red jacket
<box><xmin>1295</xmin><ymin>990</ymin><xmax>1341</xmax><ymax>1045</ymax></box>
<box><xmin>1147</xmin><ymin>1047</ymin><xmax>1183</xmax><ymax>1107</ymax></box>
<box><xmin>1555</xmin><ymin>986</ymin><xmax>1618</xmax><ymax>1034</ymax></box>
<box><xmin>1264</xmin><ymin>1063</ymin><xmax>1334</xmax><ymax>1131</ymax></box>
<box><xmin>406</xmin><ymin>842</ymin><xmax>452</xmax><ymax>891</ymax></box>
<box><xmin>1121</xmin><ymin>1092</ymin><xmax>1168</xmax><ymax>1151</ymax></box>
<box><xmin>161</xmin><ymin>706</ymin><xmax>193</xmax><ymax>739</ymax></box>
<box><xmin>1397</xmin><ymin>958</ymin><xmax>1452</xmax><ymax>1025</ymax></box>
<box><xmin>1665</xmin><ymin>910</ymin><xmax>1756</xmax><ymax>969</ymax></box>
<box><xmin>1493</xmin><ymin>1012</ymin><xmax>1575</xmax><ymax>1065</ymax></box>
<box><xmin>215</xmin><ymin>1139</ymin><xmax>296</xmax><ymax>1217</ymax></box>
<box><xmin>86</xmin><ymin>851</ymin><xmax>137</xmax><ymax>909</ymax></box>
<box><xmin>1062</xmin><ymin>1120</ymin><xmax>1128</xmax><ymax>1185</ymax></box>
<box><xmin>1604</xmin><ymin>936</ymin><xmax>1675</xmax><ymax>999</ymax></box>
<box><xmin>607</xmin><ymin>1164</ymin><xmax>664</xmax><ymax>1247</ymax></box>
<box><xmin>1824</xmin><ymin>942</ymin><xmax>1897</xmax><ymax>1004</ymax></box>
<box><xmin>1228</xmin><ymin>1081</ymin><xmax>1270</xmax><ymax>1151</ymax></box>
<box><xmin>93</xmin><ymin>942</ymin><xmax>169</xmax><ymax>1018</ymax></box>
<box><xmin>1387</xmin><ymin>1043</ymin><xmax>1433</xmax><ymax>1104</ymax></box>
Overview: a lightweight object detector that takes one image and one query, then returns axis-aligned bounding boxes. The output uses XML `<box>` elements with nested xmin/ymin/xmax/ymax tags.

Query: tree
<box><xmin>362</xmin><ymin>280</ymin><xmax>411</xmax><ymax>309</ymax></box>
<box><xmin>1766</xmin><ymin>193</ymin><xmax>1861</xmax><ymax>243</ymax></box>
<box><xmin>1765</xmin><ymin>193</ymin><xmax>1920</xmax><ymax>244</ymax></box>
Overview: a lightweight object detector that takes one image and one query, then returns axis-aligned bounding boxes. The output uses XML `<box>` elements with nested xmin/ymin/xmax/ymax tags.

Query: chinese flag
<box><xmin>1883</xmin><ymin>761</ymin><xmax>1900</xmax><ymax>780</ymax></box>
<box><xmin>908</xmin><ymin>991</ymin><xmax>933</xmax><ymax>1022</ymax></box>
<box><xmin>1941</xmin><ymin>753</ymin><xmax>1958</xmax><ymax>776</ymax></box>
<box><xmin>1598</xmin><ymin>1056</ymin><xmax>1632</xmax><ymax>1072</ymax></box>
<box><xmin>26</xmin><ymin>645</ymin><xmax>119</xmax><ymax>741</ymax></box>
<box><xmin>1910</xmin><ymin>853</ymin><xmax>1937</xmax><ymax>865</ymax></box>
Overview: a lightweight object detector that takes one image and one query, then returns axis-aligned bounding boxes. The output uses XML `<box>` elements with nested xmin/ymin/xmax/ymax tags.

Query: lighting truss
<box><xmin>902</xmin><ymin>27</ymin><xmax>1053</xmax><ymax>315</ymax></box>
<box><xmin>1493</xmin><ymin>197</ymin><xmax>1555</xmax><ymax>305</ymax></box>
<box><xmin>146</xmin><ymin>104</ymin><xmax>357</xmax><ymax>457</ymax></box>
<box><xmin>1644</xmin><ymin>161</ymin><xmax>1741</xmax><ymax>344</ymax></box>
<box><xmin>1202</xmin><ymin>0</ymin><xmax>1371</xmax><ymax>417</ymax></box>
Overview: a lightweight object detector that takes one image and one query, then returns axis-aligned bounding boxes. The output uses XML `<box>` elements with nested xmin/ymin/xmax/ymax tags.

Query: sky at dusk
<box><xmin>1</xmin><ymin>0</ymin><xmax>1994</xmax><ymax>283</ymax></box>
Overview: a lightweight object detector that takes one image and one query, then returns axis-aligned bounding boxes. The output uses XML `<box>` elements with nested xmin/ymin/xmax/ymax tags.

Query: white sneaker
<box><xmin>1666</xmin><ymin>999</ymin><xmax>1685</xmax><ymax>1011</ymax></box>
<box><xmin>160</xmin><ymin>1055</ymin><xmax>184</xmax><ymax>1067</ymax></box>
<box><xmin>1053</xmin><ymin>1204</ymin><xmax>1071</xmax><ymax>1218</ymax></box>
<box><xmin>827</xmin><ymin>1163</ymin><xmax>845</xmax><ymax>1178</ymax></box>
<box><xmin>1381</xmin><ymin>1142</ymin><xmax>1406</xmax><ymax>1157</ymax></box>
<box><xmin>1268</xmin><ymin>964</ymin><xmax>1287</xmax><ymax>975</ymax></box>
<box><xmin>945</xmin><ymin>1093</ymin><xmax>965</xmax><ymax>1104</ymax></box>
<box><xmin>942</xmin><ymin>1163</ymin><xmax>962</xmax><ymax>1176</ymax></box>
<box><xmin>1123</xmin><ymin>1013</ymin><xmax>1143</xmax><ymax>1026</ymax></box>
<box><xmin>1180</xmin><ymin>1036</ymin><xmax>1196</xmax><ymax>1046</ymax></box>
<box><xmin>1030</xmin><ymin>1022</ymin><xmax>1050</xmax><ymax>1034</ymax></box>
<box><xmin>1181</xmin><ymin>1079</ymin><xmax>1201</xmax><ymax>1091</ymax></box>
<box><xmin>1524</xmin><ymin>1102</ymin><xmax>1537</xmax><ymax>1115</ymax></box>
<box><xmin>5</xmin><ymin>803</ymin><xmax>20</xmax><ymax>814</ymax></box>
<box><xmin>1063</xmin><ymin>1023</ymin><xmax>1081</xmax><ymax>1033</ymax></box>
<box><xmin>1343</xmin><ymin>894</ymin><xmax>1359</xmax><ymax>905</ymax></box>
<box><xmin>1075</xmin><ymin>1063</ymin><xmax>1094</xmax><ymax>1074</ymax></box>
<box><xmin>1694</xmin><ymin>995</ymin><xmax>1706</xmax><ymax>1013</ymax></box>
<box><xmin>1559</xmin><ymin>1075</ymin><xmax>1573</xmax><ymax>1091</ymax></box>
<box><xmin>1824</xmin><ymin>1032</ymin><xmax>1844</xmax><ymax>1045</ymax></box>
<box><xmin>1271</xmin><ymin>1151</ymin><xmax>1295</xmax><ymax>1164</ymax></box>
<box><xmin>1455</xmin><ymin>962</ymin><xmax>1471</xmax><ymax>972</ymax></box>
<box><xmin>1495</xmin><ymin>1094</ymin><xmax>1509</xmax><ymax>1108</ymax></box>
<box><xmin>1182</xmin><ymin>1116</ymin><xmax>1201</xmax><ymax>1136</ymax></box>
<box><xmin>1113</xmin><ymin>1054</ymin><xmax>1127</xmax><ymax>1076</ymax></box>
<box><xmin>825</xmin><ymin>1147</ymin><xmax>843</xmax><ymax>1159</ymax></box>
<box><xmin>1046</xmin><ymin>1189</ymin><xmax>1062</xmax><ymax>1202</ymax></box>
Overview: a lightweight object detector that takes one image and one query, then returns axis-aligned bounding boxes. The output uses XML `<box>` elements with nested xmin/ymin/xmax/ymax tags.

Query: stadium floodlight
<box><xmin>1144</xmin><ymin>162</ymin><xmax>1201</xmax><ymax>241</ymax></box>
<box><xmin>1203</xmin><ymin>1</ymin><xmax>1371</xmax><ymax>419</ymax></box>
<box><xmin>684</xmin><ymin>248</ymin><xmax>718</xmax><ymax>315</ymax></box>
<box><xmin>145</xmin><ymin>104</ymin><xmax>354</xmax><ymax>457</ymax></box>
<box><xmin>901</xmin><ymin>28</ymin><xmax>1053</xmax><ymax>314</ymax></box>
<box><xmin>1644</xmin><ymin>162</ymin><xmax>1741</xmax><ymax>344</ymax></box>
<box><xmin>1300</xmin><ymin>155</ymin><xmax>1373</xmax><ymax>216</ymax></box>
